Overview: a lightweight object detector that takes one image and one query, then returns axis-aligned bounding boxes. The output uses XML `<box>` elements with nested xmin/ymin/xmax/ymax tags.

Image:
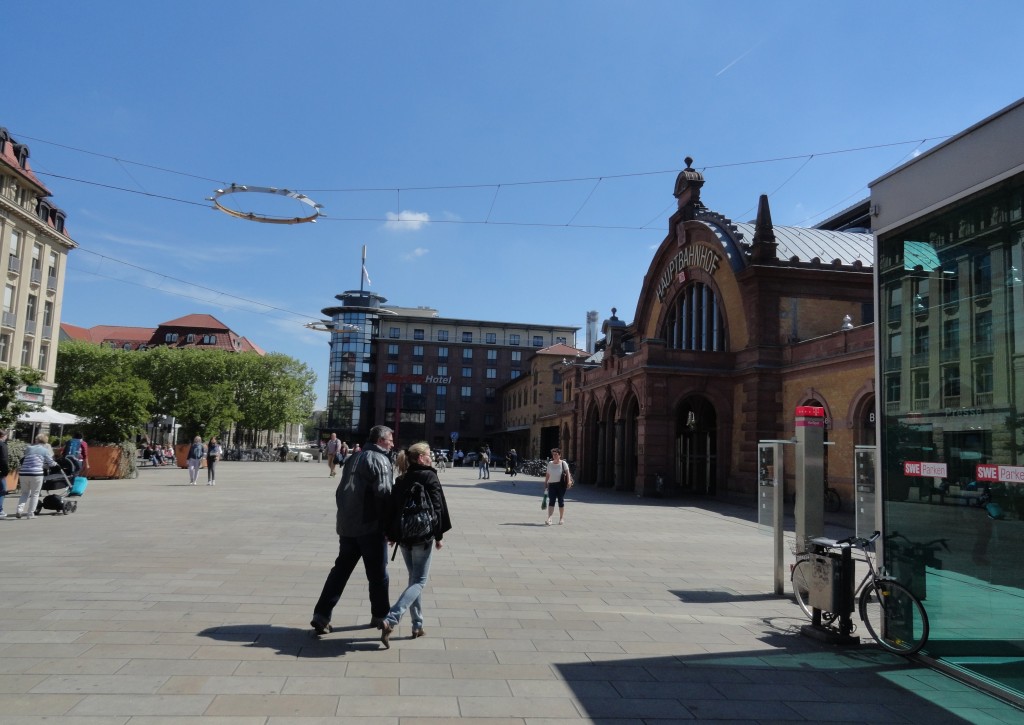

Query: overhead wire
<box><xmin>71</xmin><ymin>247</ymin><xmax>321</xmax><ymax>322</ymax></box>
<box><xmin>22</xmin><ymin>132</ymin><xmax>956</xmax><ymax>315</ymax></box>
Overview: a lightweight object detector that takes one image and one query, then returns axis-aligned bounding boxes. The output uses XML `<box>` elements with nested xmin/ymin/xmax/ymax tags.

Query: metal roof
<box><xmin>733</xmin><ymin>222</ymin><xmax>874</xmax><ymax>266</ymax></box>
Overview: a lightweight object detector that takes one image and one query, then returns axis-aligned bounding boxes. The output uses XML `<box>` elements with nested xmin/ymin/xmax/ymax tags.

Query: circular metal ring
<box><xmin>208</xmin><ymin>184</ymin><xmax>323</xmax><ymax>224</ymax></box>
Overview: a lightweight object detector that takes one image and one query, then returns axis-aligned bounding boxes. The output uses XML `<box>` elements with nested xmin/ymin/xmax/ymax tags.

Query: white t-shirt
<box><xmin>546</xmin><ymin>460</ymin><xmax>567</xmax><ymax>484</ymax></box>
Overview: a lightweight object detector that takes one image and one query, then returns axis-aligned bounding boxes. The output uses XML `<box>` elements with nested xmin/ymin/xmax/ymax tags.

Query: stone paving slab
<box><xmin>1</xmin><ymin>461</ymin><xmax>1022</xmax><ymax>723</ymax></box>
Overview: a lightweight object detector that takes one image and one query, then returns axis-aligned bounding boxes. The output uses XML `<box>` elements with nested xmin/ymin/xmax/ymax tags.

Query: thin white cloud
<box><xmin>402</xmin><ymin>247</ymin><xmax>429</xmax><ymax>261</ymax></box>
<box><xmin>715</xmin><ymin>41</ymin><xmax>762</xmax><ymax>77</ymax></box>
<box><xmin>385</xmin><ymin>210</ymin><xmax>431</xmax><ymax>231</ymax></box>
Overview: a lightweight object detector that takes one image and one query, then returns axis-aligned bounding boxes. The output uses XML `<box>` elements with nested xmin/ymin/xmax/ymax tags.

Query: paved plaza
<box><xmin>0</xmin><ymin>459</ymin><xmax>1021</xmax><ymax>724</ymax></box>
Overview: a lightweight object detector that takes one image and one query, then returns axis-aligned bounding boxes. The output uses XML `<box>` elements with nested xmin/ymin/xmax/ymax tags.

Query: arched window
<box><xmin>662</xmin><ymin>282</ymin><xmax>726</xmax><ymax>352</ymax></box>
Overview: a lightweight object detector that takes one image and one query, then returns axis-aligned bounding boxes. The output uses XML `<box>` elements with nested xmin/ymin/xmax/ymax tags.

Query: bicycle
<box><xmin>791</xmin><ymin>531</ymin><xmax>929</xmax><ymax>655</ymax></box>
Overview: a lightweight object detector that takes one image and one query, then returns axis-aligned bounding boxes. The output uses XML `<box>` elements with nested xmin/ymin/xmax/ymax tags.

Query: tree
<box><xmin>55</xmin><ymin>341</ymin><xmax>154</xmax><ymax>443</ymax></box>
<box><xmin>233</xmin><ymin>353</ymin><xmax>315</xmax><ymax>444</ymax></box>
<box><xmin>0</xmin><ymin>366</ymin><xmax>43</xmax><ymax>431</ymax></box>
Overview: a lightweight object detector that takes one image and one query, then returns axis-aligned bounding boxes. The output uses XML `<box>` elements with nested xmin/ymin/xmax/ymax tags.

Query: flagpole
<box><xmin>360</xmin><ymin>245</ymin><xmax>366</xmax><ymax>294</ymax></box>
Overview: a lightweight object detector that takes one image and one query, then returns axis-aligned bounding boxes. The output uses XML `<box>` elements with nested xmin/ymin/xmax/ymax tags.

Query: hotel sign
<box><xmin>656</xmin><ymin>245</ymin><xmax>722</xmax><ymax>301</ymax></box>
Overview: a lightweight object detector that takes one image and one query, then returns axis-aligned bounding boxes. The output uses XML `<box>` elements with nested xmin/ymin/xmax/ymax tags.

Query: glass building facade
<box><xmin>322</xmin><ymin>291</ymin><xmax>386</xmax><ymax>444</ymax></box>
<box><xmin>875</xmin><ymin>110</ymin><xmax>1024</xmax><ymax>701</ymax></box>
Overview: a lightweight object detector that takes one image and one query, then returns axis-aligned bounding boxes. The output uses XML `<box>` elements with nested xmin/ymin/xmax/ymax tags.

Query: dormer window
<box><xmin>202</xmin><ymin>335</ymin><xmax>217</xmax><ymax>345</ymax></box>
<box><xmin>165</xmin><ymin>332</ymin><xmax>178</xmax><ymax>343</ymax></box>
<box><xmin>123</xmin><ymin>343</ymin><xmax>133</xmax><ymax>351</ymax></box>
<box><xmin>186</xmin><ymin>334</ymin><xmax>195</xmax><ymax>343</ymax></box>
<box><xmin>37</xmin><ymin>200</ymin><xmax>51</xmax><ymax>222</ymax></box>
<box><xmin>54</xmin><ymin>210</ymin><xmax>66</xmax><ymax>233</ymax></box>
<box><xmin>14</xmin><ymin>143</ymin><xmax>28</xmax><ymax>169</ymax></box>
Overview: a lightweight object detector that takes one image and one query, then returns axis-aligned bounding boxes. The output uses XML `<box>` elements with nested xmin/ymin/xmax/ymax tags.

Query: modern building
<box><xmin>571</xmin><ymin>160</ymin><xmax>877</xmax><ymax>504</ymax></box>
<box><xmin>319</xmin><ymin>289</ymin><xmax>578</xmax><ymax>451</ymax></box>
<box><xmin>870</xmin><ymin>97</ymin><xmax>1024</xmax><ymax>704</ymax></box>
<box><xmin>0</xmin><ymin>128</ymin><xmax>76</xmax><ymax>405</ymax></box>
<box><xmin>60</xmin><ymin>313</ymin><xmax>265</xmax><ymax>354</ymax></box>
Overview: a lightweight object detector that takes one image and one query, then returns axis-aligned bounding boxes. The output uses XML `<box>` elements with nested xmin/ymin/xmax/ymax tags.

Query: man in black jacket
<box><xmin>310</xmin><ymin>425</ymin><xmax>395</xmax><ymax>635</ymax></box>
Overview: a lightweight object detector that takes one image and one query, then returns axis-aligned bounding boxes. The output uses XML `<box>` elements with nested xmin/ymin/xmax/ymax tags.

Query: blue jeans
<box><xmin>313</xmin><ymin>532</ymin><xmax>391</xmax><ymax>623</ymax></box>
<box><xmin>385</xmin><ymin>541</ymin><xmax>434</xmax><ymax>630</ymax></box>
<box><xmin>0</xmin><ymin>475</ymin><xmax>6</xmax><ymax>513</ymax></box>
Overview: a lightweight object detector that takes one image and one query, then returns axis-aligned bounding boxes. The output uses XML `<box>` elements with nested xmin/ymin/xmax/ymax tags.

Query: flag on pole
<box><xmin>362</xmin><ymin>245</ymin><xmax>372</xmax><ymax>286</ymax></box>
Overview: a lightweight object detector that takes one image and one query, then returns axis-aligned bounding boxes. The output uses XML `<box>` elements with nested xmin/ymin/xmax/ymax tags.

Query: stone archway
<box><xmin>675</xmin><ymin>395</ymin><xmax>717</xmax><ymax>495</ymax></box>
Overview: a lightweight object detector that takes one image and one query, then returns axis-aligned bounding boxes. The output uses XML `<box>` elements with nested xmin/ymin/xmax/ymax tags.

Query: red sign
<box><xmin>976</xmin><ymin>464</ymin><xmax>1024</xmax><ymax>484</ymax></box>
<box><xmin>903</xmin><ymin>461</ymin><xmax>948</xmax><ymax>478</ymax></box>
<box><xmin>795</xmin><ymin>406</ymin><xmax>825</xmax><ymax>418</ymax></box>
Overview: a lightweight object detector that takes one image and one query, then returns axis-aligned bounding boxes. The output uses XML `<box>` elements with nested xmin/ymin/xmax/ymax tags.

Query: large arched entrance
<box><xmin>675</xmin><ymin>396</ymin><xmax>717</xmax><ymax>494</ymax></box>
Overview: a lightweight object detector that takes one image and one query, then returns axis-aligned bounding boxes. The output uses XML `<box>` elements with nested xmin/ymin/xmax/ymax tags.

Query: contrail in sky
<box><xmin>715</xmin><ymin>41</ymin><xmax>762</xmax><ymax>76</ymax></box>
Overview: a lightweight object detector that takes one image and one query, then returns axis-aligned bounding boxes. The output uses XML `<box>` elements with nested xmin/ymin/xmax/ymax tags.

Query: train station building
<box><xmin>572</xmin><ymin>160</ymin><xmax>876</xmax><ymax>504</ymax></box>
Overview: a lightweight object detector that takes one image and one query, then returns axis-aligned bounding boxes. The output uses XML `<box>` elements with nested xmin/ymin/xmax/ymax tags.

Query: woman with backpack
<box><xmin>380</xmin><ymin>441</ymin><xmax>451</xmax><ymax>647</ymax></box>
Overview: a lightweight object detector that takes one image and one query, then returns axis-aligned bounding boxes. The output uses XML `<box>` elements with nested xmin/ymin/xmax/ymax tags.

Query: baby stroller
<box><xmin>35</xmin><ymin>457</ymin><xmax>81</xmax><ymax>516</ymax></box>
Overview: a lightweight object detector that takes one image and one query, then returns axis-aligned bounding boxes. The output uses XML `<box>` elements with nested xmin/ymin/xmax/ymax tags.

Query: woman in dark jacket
<box><xmin>380</xmin><ymin>441</ymin><xmax>451</xmax><ymax>646</ymax></box>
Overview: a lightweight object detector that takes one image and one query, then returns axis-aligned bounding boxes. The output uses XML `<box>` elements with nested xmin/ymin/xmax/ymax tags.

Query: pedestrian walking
<box><xmin>325</xmin><ymin>433</ymin><xmax>342</xmax><ymax>477</ymax></box>
<box><xmin>186</xmin><ymin>436</ymin><xmax>205</xmax><ymax>485</ymax></box>
<box><xmin>206</xmin><ymin>436</ymin><xmax>222</xmax><ymax>485</ymax></box>
<box><xmin>506</xmin><ymin>448</ymin><xmax>518</xmax><ymax>476</ymax></box>
<box><xmin>15</xmin><ymin>434</ymin><xmax>56</xmax><ymax>519</ymax></box>
<box><xmin>543</xmin><ymin>448</ymin><xmax>573</xmax><ymax>525</ymax></box>
<box><xmin>310</xmin><ymin>425</ymin><xmax>395</xmax><ymax>636</ymax></box>
<box><xmin>379</xmin><ymin>441</ymin><xmax>451</xmax><ymax>647</ymax></box>
<box><xmin>64</xmin><ymin>431</ymin><xmax>88</xmax><ymax>474</ymax></box>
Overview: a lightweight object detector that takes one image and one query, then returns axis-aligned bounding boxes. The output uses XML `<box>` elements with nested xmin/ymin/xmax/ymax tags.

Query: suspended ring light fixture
<box><xmin>208</xmin><ymin>184</ymin><xmax>323</xmax><ymax>224</ymax></box>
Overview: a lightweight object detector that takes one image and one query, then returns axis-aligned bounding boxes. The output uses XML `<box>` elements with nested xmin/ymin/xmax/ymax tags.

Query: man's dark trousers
<box><xmin>313</xmin><ymin>532</ymin><xmax>390</xmax><ymax>621</ymax></box>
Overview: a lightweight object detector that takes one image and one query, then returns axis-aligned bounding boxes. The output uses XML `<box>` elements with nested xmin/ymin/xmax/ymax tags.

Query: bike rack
<box><xmin>800</xmin><ymin>538</ymin><xmax>859</xmax><ymax>646</ymax></box>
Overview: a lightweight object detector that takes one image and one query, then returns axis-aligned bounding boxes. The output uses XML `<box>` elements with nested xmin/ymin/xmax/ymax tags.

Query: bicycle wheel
<box><xmin>791</xmin><ymin>560</ymin><xmax>815</xmax><ymax>619</ymax></box>
<box><xmin>859</xmin><ymin>579</ymin><xmax>929</xmax><ymax>655</ymax></box>
<box><xmin>824</xmin><ymin>487</ymin><xmax>841</xmax><ymax>513</ymax></box>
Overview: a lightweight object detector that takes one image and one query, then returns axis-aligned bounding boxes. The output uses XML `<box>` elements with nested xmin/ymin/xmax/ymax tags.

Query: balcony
<box><xmin>975</xmin><ymin>392</ymin><xmax>993</xmax><ymax>407</ymax></box>
<box><xmin>7</xmin><ymin>256</ymin><xmax>21</xmax><ymax>274</ymax></box>
<box><xmin>884</xmin><ymin>356</ymin><xmax>901</xmax><ymax>372</ymax></box>
<box><xmin>30</xmin><ymin>268</ymin><xmax>42</xmax><ymax>285</ymax></box>
<box><xmin>972</xmin><ymin>339</ymin><xmax>993</xmax><ymax>356</ymax></box>
<box><xmin>46</xmin><ymin>276</ymin><xmax>57</xmax><ymax>291</ymax></box>
<box><xmin>910</xmin><ymin>352</ymin><xmax>929</xmax><ymax>368</ymax></box>
<box><xmin>1</xmin><ymin>311</ymin><xmax>15</xmax><ymax>329</ymax></box>
<box><xmin>42</xmin><ymin>325</ymin><xmax>52</xmax><ymax>340</ymax></box>
<box><xmin>940</xmin><ymin>348</ymin><xmax>959</xmax><ymax>363</ymax></box>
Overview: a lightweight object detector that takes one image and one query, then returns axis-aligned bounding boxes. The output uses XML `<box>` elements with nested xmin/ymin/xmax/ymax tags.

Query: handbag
<box><xmin>560</xmin><ymin>461</ymin><xmax>573</xmax><ymax>488</ymax></box>
<box><xmin>541</xmin><ymin>491</ymin><xmax>548</xmax><ymax>509</ymax></box>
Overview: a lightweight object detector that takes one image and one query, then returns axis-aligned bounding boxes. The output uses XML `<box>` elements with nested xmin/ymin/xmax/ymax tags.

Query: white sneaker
<box><xmin>0</xmin><ymin>511</ymin><xmax>7</xmax><ymax>519</ymax></box>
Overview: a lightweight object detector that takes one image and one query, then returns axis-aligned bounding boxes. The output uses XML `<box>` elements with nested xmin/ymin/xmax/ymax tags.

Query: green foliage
<box><xmin>56</xmin><ymin>340</ymin><xmax>317</xmax><ymax>445</ymax></box>
<box><xmin>0</xmin><ymin>367</ymin><xmax>43</xmax><ymax>431</ymax></box>
<box><xmin>7</xmin><ymin>439</ymin><xmax>27</xmax><ymax>472</ymax></box>
<box><xmin>55</xmin><ymin>341</ymin><xmax>155</xmax><ymax>444</ymax></box>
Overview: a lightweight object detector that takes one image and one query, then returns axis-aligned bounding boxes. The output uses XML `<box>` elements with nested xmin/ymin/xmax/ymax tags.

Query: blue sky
<box><xmin>5</xmin><ymin>1</ymin><xmax>1023</xmax><ymax>406</ymax></box>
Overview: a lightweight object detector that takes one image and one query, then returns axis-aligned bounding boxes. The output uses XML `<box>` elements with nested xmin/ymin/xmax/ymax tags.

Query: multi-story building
<box><xmin>0</xmin><ymin>128</ymin><xmax>76</xmax><ymax>405</ymax></box>
<box><xmin>870</xmin><ymin>97</ymin><xmax>1024</xmax><ymax>704</ymax></box>
<box><xmin>319</xmin><ymin>289</ymin><xmax>578</xmax><ymax>451</ymax></box>
<box><xmin>500</xmin><ymin>342</ymin><xmax>588</xmax><ymax>458</ymax></box>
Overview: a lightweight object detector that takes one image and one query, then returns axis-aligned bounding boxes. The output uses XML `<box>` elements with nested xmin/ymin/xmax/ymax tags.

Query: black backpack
<box><xmin>395</xmin><ymin>480</ymin><xmax>436</xmax><ymax>547</ymax></box>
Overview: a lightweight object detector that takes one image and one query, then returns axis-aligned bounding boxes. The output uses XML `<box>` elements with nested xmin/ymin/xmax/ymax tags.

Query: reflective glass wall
<box><xmin>878</xmin><ymin>177</ymin><xmax>1024</xmax><ymax>697</ymax></box>
<box><xmin>324</xmin><ymin>292</ymin><xmax>384</xmax><ymax>445</ymax></box>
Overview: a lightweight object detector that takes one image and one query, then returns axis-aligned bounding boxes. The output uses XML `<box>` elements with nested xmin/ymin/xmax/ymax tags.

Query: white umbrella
<box><xmin>18</xmin><ymin>406</ymin><xmax>81</xmax><ymax>425</ymax></box>
<box><xmin>18</xmin><ymin>406</ymin><xmax>83</xmax><ymax>442</ymax></box>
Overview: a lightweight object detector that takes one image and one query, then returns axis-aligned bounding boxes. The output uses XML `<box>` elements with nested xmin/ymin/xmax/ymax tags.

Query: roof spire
<box><xmin>750</xmin><ymin>194</ymin><xmax>778</xmax><ymax>263</ymax></box>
